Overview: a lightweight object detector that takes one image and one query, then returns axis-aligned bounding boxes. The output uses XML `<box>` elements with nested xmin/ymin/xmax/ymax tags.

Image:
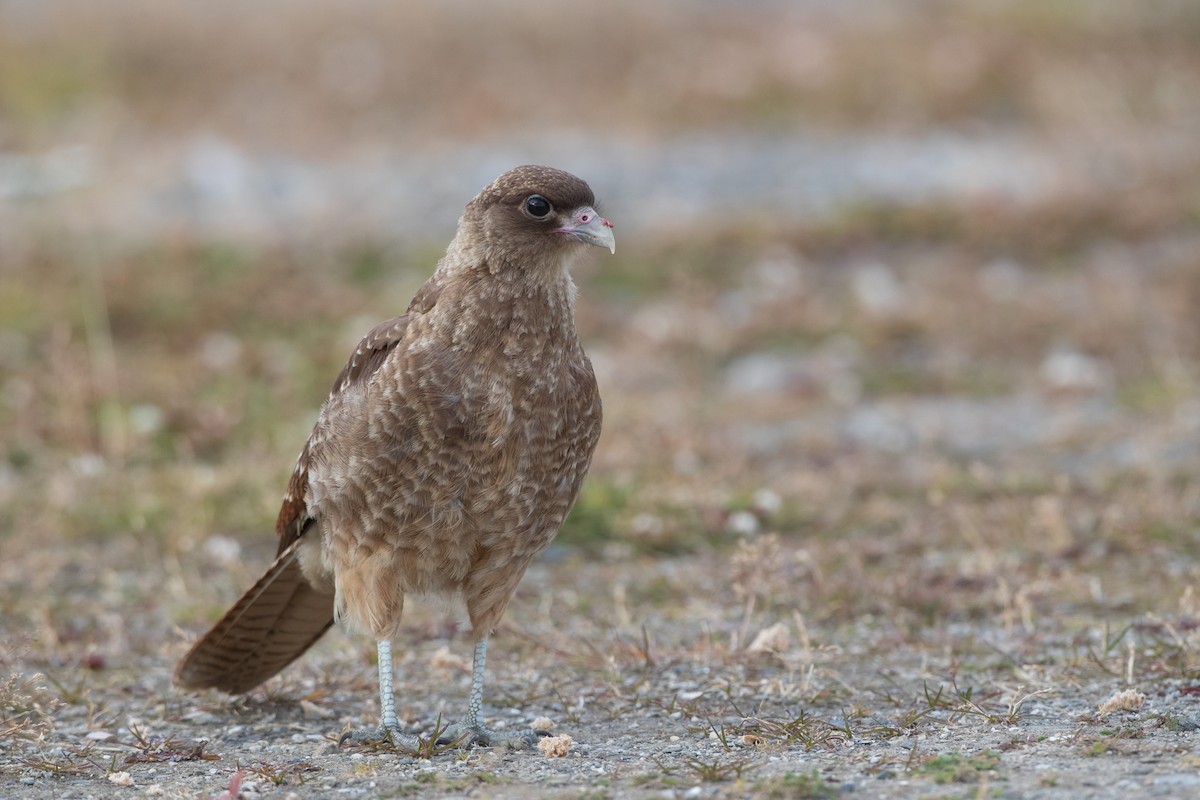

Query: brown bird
<box><xmin>174</xmin><ymin>165</ymin><xmax>613</xmax><ymax>748</ymax></box>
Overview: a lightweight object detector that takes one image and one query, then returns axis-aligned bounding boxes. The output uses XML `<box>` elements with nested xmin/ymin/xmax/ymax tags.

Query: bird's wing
<box><xmin>274</xmin><ymin>314</ymin><xmax>413</xmax><ymax>555</ymax></box>
<box><xmin>176</xmin><ymin>313</ymin><xmax>422</xmax><ymax>694</ymax></box>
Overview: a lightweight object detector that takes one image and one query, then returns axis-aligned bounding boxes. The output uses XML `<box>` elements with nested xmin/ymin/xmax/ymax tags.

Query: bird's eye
<box><xmin>524</xmin><ymin>195</ymin><xmax>552</xmax><ymax>219</ymax></box>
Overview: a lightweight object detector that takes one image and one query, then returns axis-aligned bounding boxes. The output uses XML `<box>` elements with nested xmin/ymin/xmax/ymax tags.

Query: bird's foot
<box><xmin>338</xmin><ymin>724</ymin><xmax>420</xmax><ymax>750</ymax></box>
<box><xmin>436</xmin><ymin>721</ymin><xmax>549</xmax><ymax>750</ymax></box>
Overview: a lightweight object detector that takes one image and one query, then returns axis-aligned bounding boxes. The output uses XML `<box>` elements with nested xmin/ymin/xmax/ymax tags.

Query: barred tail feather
<box><xmin>174</xmin><ymin>539</ymin><xmax>335</xmax><ymax>694</ymax></box>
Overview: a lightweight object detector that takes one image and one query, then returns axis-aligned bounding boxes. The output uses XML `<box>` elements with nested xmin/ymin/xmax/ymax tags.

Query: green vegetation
<box><xmin>754</xmin><ymin>771</ymin><xmax>840</xmax><ymax>800</ymax></box>
<box><xmin>915</xmin><ymin>751</ymin><xmax>1003</xmax><ymax>784</ymax></box>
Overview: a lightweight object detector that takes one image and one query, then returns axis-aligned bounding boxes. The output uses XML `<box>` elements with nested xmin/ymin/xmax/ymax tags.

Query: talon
<box><xmin>338</xmin><ymin>725</ymin><xmax>418</xmax><ymax>750</ymax></box>
<box><xmin>440</xmin><ymin>722</ymin><xmax>544</xmax><ymax>750</ymax></box>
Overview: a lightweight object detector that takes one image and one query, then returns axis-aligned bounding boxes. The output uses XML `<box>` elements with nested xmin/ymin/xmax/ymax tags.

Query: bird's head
<box><xmin>459</xmin><ymin>165</ymin><xmax>615</xmax><ymax>275</ymax></box>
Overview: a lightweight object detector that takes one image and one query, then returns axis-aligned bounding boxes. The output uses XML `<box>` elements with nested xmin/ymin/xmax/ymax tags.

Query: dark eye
<box><xmin>524</xmin><ymin>195</ymin><xmax>552</xmax><ymax>219</ymax></box>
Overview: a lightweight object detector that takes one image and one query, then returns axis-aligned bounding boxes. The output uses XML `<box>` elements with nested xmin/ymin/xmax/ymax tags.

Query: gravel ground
<box><xmin>6</xmin><ymin>609</ymin><xmax>1200</xmax><ymax>800</ymax></box>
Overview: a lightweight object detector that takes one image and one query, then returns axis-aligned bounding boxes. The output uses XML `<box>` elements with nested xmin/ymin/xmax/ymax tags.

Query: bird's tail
<box><xmin>174</xmin><ymin>538</ymin><xmax>335</xmax><ymax>694</ymax></box>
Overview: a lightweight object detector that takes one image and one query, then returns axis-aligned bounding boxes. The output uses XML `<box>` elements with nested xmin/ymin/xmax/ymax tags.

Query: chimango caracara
<box><xmin>175</xmin><ymin>165</ymin><xmax>613</xmax><ymax>748</ymax></box>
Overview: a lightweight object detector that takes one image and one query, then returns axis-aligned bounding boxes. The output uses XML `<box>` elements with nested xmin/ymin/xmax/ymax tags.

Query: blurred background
<box><xmin>2</xmin><ymin>0</ymin><xmax>1200</xmax><ymax>739</ymax></box>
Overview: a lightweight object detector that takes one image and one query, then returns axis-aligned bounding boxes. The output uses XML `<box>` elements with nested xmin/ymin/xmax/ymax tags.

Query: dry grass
<box><xmin>2</xmin><ymin>1</ymin><xmax>1200</xmax><ymax>797</ymax></box>
<box><xmin>2</xmin><ymin>0</ymin><xmax>1199</xmax><ymax>150</ymax></box>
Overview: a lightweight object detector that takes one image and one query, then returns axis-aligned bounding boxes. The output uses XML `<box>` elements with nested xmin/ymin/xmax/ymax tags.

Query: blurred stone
<box><xmin>980</xmin><ymin>258</ymin><xmax>1025</xmax><ymax>301</ymax></box>
<box><xmin>128</xmin><ymin>403</ymin><xmax>166</xmax><ymax>436</ymax></box>
<box><xmin>203</xmin><ymin>534</ymin><xmax>242</xmax><ymax>566</ymax></box>
<box><xmin>631</xmin><ymin>513</ymin><xmax>665</xmax><ymax>538</ymax></box>
<box><xmin>725</xmin><ymin>353</ymin><xmax>801</xmax><ymax>395</ymax></box>
<box><xmin>69</xmin><ymin>453</ymin><xmax>107</xmax><ymax>476</ymax></box>
<box><xmin>186</xmin><ymin>137</ymin><xmax>251</xmax><ymax>206</ymax></box>
<box><xmin>852</xmin><ymin>261</ymin><xmax>906</xmax><ymax>315</ymax></box>
<box><xmin>1040</xmin><ymin>347</ymin><xmax>1109</xmax><ymax>392</ymax></box>
<box><xmin>750</xmin><ymin>245</ymin><xmax>807</xmax><ymax>295</ymax></box>
<box><xmin>725</xmin><ymin>338</ymin><xmax>859</xmax><ymax>401</ymax></box>
<box><xmin>0</xmin><ymin>145</ymin><xmax>93</xmax><ymax>200</ymax></box>
<box><xmin>200</xmin><ymin>332</ymin><xmax>244</xmax><ymax>371</ymax></box>
<box><xmin>752</xmin><ymin>488</ymin><xmax>782</xmax><ymax>517</ymax></box>
<box><xmin>726</xmin><ymin>510</ymin><xmax>760</xmax><ymax>536</ymax></box>
<box><xmin>844</xmin><ymin>407</ymin><xmax>916</xmax><ymax>453</ymax></box>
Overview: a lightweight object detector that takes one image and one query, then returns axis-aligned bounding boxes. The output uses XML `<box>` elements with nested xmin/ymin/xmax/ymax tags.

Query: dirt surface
<box><xmin>3</xmin><ymin>1</ymin><xmax>1200</xmax><ymax>798</ymax></box>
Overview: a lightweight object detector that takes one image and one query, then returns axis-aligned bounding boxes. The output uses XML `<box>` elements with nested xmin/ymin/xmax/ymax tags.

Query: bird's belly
<box><xmin>305</xmin><ymin>346</ymin><xmax>598</xmax><ymax>642</ymax></box>
<box><xmin>311</xmin><ymin>395</ymin><xmax>586</xmax><ymax>599</ymax></box>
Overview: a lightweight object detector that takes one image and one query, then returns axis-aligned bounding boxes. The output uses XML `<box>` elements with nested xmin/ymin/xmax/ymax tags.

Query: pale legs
<box><xmin>339</xmin><ymin>639</ymin><xmax>419</xmax><ymax>748</ymax></box>
<box><xmin>439</xmin><ymin>638</ymin><xmax>544</xmax><ymax>748</ymax></box>
<box><xmin>375</xmin><ymin>640</ymin><xmax>403</xmax><ymax>734</ymax></box>
<box><xmin>340</xmin><ymin>638</ymin><xmax>543</xmax><ymax>749</ymax></box>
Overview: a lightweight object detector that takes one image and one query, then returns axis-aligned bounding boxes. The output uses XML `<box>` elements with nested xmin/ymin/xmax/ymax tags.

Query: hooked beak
<box><xmin>559</xmin><ymin>206</ymin><xmax>616</xmax><ymax>254</ymax></box>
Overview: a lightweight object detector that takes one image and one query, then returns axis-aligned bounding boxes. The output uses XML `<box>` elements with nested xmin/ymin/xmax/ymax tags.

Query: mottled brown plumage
<box><xmin>175</xmin><ymin>165</ymin><xmax>613</xmax><ymax>747</ymax></box>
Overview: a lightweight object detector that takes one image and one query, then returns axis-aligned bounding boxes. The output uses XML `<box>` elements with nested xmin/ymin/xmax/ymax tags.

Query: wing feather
<box><xmin>275</xmin><ymin>314</ymin><xmax>413</xmax><ymax>554</ymax></box>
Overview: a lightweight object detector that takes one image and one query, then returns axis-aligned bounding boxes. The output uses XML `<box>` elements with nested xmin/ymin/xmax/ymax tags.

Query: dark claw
<box><xmin>338</xmin><ymin>725</ymin><xmax>419</xmax><ymax>750</ymax></box>
<box><xmin>436</xmin><ymin>723</ymin><xmax>547</xmax><ymax>750</ymax></box>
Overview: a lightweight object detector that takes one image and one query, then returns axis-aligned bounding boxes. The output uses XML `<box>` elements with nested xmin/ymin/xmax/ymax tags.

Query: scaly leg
<box><xmin>439</xmin><ymin>638</ymin><xmax>545</xmax><ymax>749</ymax></box>
<box><xmin>339</xmin><ymin>640</ymin><xmax>419</xmax><ymax>748</ymax></box>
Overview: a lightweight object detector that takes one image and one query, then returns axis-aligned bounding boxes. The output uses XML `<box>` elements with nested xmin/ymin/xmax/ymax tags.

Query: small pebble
<box><xmin>107</xmin><ymin>771</ymin><xmax>134</xmax><ymax>786</ymax></box>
